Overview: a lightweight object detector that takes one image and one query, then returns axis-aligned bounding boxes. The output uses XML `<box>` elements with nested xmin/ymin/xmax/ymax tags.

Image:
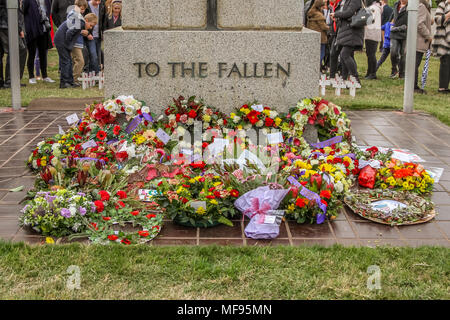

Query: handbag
<box><xmin>350</xmin><ymin>0</ymin><xmax>374</xmax><ymax>28</ymax></box>
<box><xmin>34</xmin><ymin>0</ymin><xmax>51</xmax><ymax>31</ymax></box>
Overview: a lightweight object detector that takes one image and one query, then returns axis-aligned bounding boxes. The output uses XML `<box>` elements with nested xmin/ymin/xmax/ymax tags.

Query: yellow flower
<box><xmin>41</xmin><ymin>160</ymin><xmax>47</xmax><ymax>166</ymax></box>
<box><xmin>237</xmin><ymin>125</ymin><xmax>243</xmax><ymax>130</ymax></box>
<box><xmin>263</xmin><ymin>109</ymin><xmax>271</xmax><ymax>116</ymax></box>
<box><xmin>323</xmin><ymin>147</ymin><xmax>332</xmax><ymax>154</ymax></box>
<box><xmin>381</xmin><ymin>183</ymin><xmax>387</xmax><ymax>189</ymax></box>
<box><xmin>196</xmin><ymin>207</ymin><xmax>206</xmax><ymax>215</ymax></box>
<box><xmin>202</xmin><ymin>114</ymin><xmax>211</xmax><ymax>122</ymax></box>
<box><xmin>62</xmin><ymin>149</ymin><xmax>67</xmax><ymax>154</ymax></box>
<box><xmin>189</xmin><ymin>179</ymin><xmax>195</xmax><ymax>184</ymax></box>
<box><xmin>213</xmin><ymin>181</ymin><xmax>222</xmax><ymax>187</ymax></box>
<box><xmin>275</xmin><ymin>117</ymin><xmax>282</xmax><ymax>126</ymax></box>
<box><xmin>45</xmin><ymin>237</ymin><xmax>54</xmax><ymax>244</ymax></box>
<box><xmin>210</xmin><ymin>199</ymin><xmax>218</xmax><ymax>205</ymax></box>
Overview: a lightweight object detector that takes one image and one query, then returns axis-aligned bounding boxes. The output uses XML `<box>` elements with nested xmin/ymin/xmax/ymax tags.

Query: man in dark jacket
<box><xmin>0</xmin><ymin>0</ymin><xmax>27</xmax><ymax>88</ymax></box>
<box><xmin>51</xmin><ymin>0</ymin><xmax>75</xmax><ymax>27</ymax></box>
<box><xmin>331</xmin><ymin>0</ymin><xmax>364</xmax><ymax>82</ymax></box>
<box><xmin>328</xmin><ymin>0</ymin><xmax>342</xmax><ymax>78</ymax></box>
<box><xmin>389</xmin><ymin>0</ymin><xmax>408</xmax><ymax>78</ymax></box>
<box><xmin>83</xmin><ymin>0</ymin><xmax>106</xmax><ymax>74</ymax></box>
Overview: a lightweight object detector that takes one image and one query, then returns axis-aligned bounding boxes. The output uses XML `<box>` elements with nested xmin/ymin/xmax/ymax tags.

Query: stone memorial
<box><xmin>104</xmin><ymin>0</ymin><xmax>320</xmax><ymax>114</ymax></box>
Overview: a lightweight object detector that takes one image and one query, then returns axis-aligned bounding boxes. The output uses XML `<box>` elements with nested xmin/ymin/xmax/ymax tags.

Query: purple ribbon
<box><xmin>287</xmin><ymin>176</ymin><xmax>327</xmax><ymax>224</ymax></box>
<box><xmin>125</xmin><ymin>113</ymin><xmax>153</xmax><ymax>134</ymax></box>
<box><xmin>62</xmin><ymin>157</ymin><xmax>106</xmax><ymax>164</ymax></box>
<box><xmin>310</xmin><ymin>136</ymin><xmax>343</xmax><ymax>149</ymax></box>
<box><xmin>107</xmin><ymin>139</ymin><xmax>118</xmax><ymax>145</ymax></box>
<box><xmin>308</xmin><ymin>151</ymin><xmax>326</xmax><ymax>159</ymax></box>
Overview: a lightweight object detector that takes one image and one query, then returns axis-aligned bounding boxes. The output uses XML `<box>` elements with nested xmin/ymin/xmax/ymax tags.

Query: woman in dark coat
<box><xmin>22</xmin><ymin>0</ymin><xmax>55</xmax><ymax>83</ymax></box>
<box><xmin>103</xmin><ymin>0</ymin><xmax>121</xmax><ymax>30</ymax></box>
<box><xmin>330</xmin><ymin>0</ymin><xmax>364</xmax><ymax>82</ymax></box>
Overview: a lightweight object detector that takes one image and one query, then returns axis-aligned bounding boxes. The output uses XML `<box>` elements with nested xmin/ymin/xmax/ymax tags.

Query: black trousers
<box><xmin>376</xmin><ymin>47</ymin><xmax>391</xmax><ymax>72</ymax></box>
<box><xmin>329</xmin><ymin>36</ymin><xmax>342</xmax><ymax>78</ymax></box>
<box><xmin>439</xmin><ymin>54</ymin><xmax>450</xmax><ymax>89</ymax></box>
<box><xmin>390</xmin><ymin>38</ymin><xmax>406</xmax><ymax>76</ymax></box>
<box><xmin>0</xmin><ymin>29</ymin><xmax>27</xmax><ymax>83</ymax></box>
<box><xmin>340</xmin><ymin>46</ymin><xmax>358</xmax><ymax>79</ymax></box>
<box><xmin>365</xmin><ymin>39</ymin><xmax>378</xmax><ymax>76</ymax></box>
<box><xmin>414</xmin><ymin>51</ymin><xmax>424</xmax><ymax>89</ymax></box>
<box><xmin>27</xmin><ymin>33</ymin><xmax>49</xmax><ymax>79</ymax></box>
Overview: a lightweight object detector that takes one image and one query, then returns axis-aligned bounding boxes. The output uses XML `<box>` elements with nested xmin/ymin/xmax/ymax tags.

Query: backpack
<box><xmin>350</xmin><ymin>0</ymin><xmax>374</xmax><ymax>28</ymax></box>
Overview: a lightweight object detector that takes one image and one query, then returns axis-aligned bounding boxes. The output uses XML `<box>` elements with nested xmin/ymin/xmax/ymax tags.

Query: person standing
<box><xmin>328</xmin><ymin>0</ymin><xmax>342</xmax><ymax>79</ymax></box>
<box><xmin>0</xmin><ymin>0</ymin><xmax>27</xmax><ymax>88</ymax></box>
<box><xmin>23</xmin><ymin>0</ymin><xmax>55</xmax><ymax>84</ymax></box>
<box><xmin>70</xmin><ymin>0</ymin><xmax>88</xmax><ymax>86</ymax></box>
<box><xmin>330</xmin><ymin>0</ymin><xmax>365</xmax><ymax>83</ymax></box>
<box><xmin>414</xmin><ymin>0</ymin><xmax>432</xmax><ymax>94</ymax></box>
<box><xmin>84</xmin><ymin>0</ymin><xmax>105</xmax><ymax>74</ymax></box>
<box><xmin>307</xmin><ymin>0</ymin><xmax>330</xmax><ymax>71</ymax></box>
<box><xmin>103</xmin><ymin>0</ymin><xmax>121</xmax><ymax>30</ymax></box>
<box><xmin>389</xmin><ymin>0</ymin><xmax>408</xmax><ymax>79</ymax></box>
<box><xmin>364</xmin><ymin>0</ymin><xmax>382</xmax><ymax>79</ymax></box>
<box><xmin>380</xmin><ymin>0</ymin><xmax>393</xmax><ymax>50</ymax></box>
<box><xmin>376</xmin><ymin>21</ymin><xmax>394</xmax><ymax>73</ymax></box>
<box><xmin>432</xmin><ymin>0</ymin><xmax>450</xmax><ymax>93</ymax></box>
<box><xmin>51</xmin><ymin>0</ymin><xmax>75</xmax><ymax>27</ymax></box>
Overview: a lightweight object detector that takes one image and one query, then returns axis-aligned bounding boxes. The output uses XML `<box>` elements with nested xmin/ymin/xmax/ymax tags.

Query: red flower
<box><xmin>321</xmin><ymin>199</ymin><xmax>328</xmax><ymax>207</ymax></box>
<box><xmin>176</xmin><ymin>113</ymin><xmax>181</xmax><ymax>122</ymax></box>
<box><xmin>265</xmin><ymin>117</ymin><xmax>274</xmax><ymax>127</ymax></box>
<box><xmin>116</xmin><ymin>190</ymin><xmax>127</xmax><ymax>199</ymax></box>
<box><xmin>99</xmin><ymin>190</ymin><xmax>110</xmax><ymax>201</ymax></box>
<box><xmin>102</xmin><ymin>216</ymin><xmax>111</xmax><ymax>221</ymax></box>
<box><xmin>202</xmin><ymin>142</ymin><xmax>209</xmax><ymax>149</ymax></box>
<box><xmin>181</xmin><ymin>197</ymin><xmax>189</xmax><ymax>204</ymax></box>
<box><xmin>182</xmin><ymin>184</ymin><xmax>191</xmax><ymax>188</ymax></box>
<box><xmin>320</xmin><ymin>190</ymin><xmax>332</xmax><ymax>199</ymax></box>
<box><xmin>295</xmin><ymin>198</ymin><xmax>306</xmax><ymax>208</ymax></box>
<box><xmin>96</xmin><ymin>130</ymin><xmax>107</xmax><ymax>140</ymax></box>
<box><xmin>115</xmin><ymin>151</ymin><xmax>128</xmax><ymax>162</ymax></box>
<box><xmin>117</xmin><ymin>201</ymin><xmax>125</xmax><ymax>208</ymax></box>
<box><xmin>152</xmin><ymin>225</ymin><xmax>160</xmax><ymax>231</ymax></box>
<box><xmin>130</xmin><ymin>210</ymin><xmax>139</xmax><ymax>216</ymax></box>
<box><xmin>213</xmin><ymin>191</ymin><xmax>222</xmax><ymax>198</ymax></box>
<box><xmin>90</xmin><ymin>222</ymin><xmax>99</xmax><ymax>230</ymax></box>
<box><xmin>138</xmin><ymin>230</ymin><xmax>150</xmax><ymax>237</ymax></box>
<box><xmin>94</xmin><ymin>200</ymin><xmax>104</xmax><ymax>213</ymax></box>
<box><xmin>121</xmin><ymin>238</ymin><xmax>131</xmax><ymax>245</ymax></box>
<box><xmin>300</xmin><ymin>108</ymin><xmax>309</xmax><ymax>115</ymax></box>
<box><xmin>310</xmin><ymin>174</ymin><xmax>322</xmax><ymax>189</ymax></box>
<box><xmin>290</xmin><ymin>187</ymin><xmax>298</xmax><ymax>199</ymax></box>
<box><xmin>230</xmin><ymin>189</ymin><xmax>239</xmax><ymax>197</ymax></box>
<box><xmin>113</xmin><ymin>125</ymin><xmax>121</xmax><ymax>136</ymax></box>
<box><xmin>190</xmin><ymin>161</ymin><xmax>206</xmax><ymax>170</ymax></box>
<box><xmin>206</xmin><ymin>195</ymin><xmax>215</xmax><ymax>199</ymax></box>
<box><xmin>247</xmin><ymin>110</ymin><xmax>261</xmax><ymax>125</ymax></box>
<box><xmin>107</xmin><ymin>234</ymin><xmax>118</xmax><ymax>241</ymax></box>
<box><xmin>146</xmin><ymin>214</ymin><xmax>156</xmax><ymax>219</ymax></box>
<box><xmin>188</xmin><ymin>110</ymin><xmax>197</xmax><ymax>118</ymax></box>
<box><xmin>334</xmin><ymin>107</ymin><xmax>340</xmax><ymax>115</ymax></box>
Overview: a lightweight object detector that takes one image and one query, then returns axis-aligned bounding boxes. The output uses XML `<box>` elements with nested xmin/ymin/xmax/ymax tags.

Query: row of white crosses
<box><xmin>77</xmin><ymin>71</ymin><xmax>105</xmax><ymax>90</ymax></box>
<box><xmin>319</xmin><ymin>74</ymin><xmax>361</xmax><ymax>97</ymax></box>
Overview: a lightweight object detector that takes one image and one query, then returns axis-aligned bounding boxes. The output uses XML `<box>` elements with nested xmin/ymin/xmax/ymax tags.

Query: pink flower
<box><xmin>180</xmin><ymin>114</ymin><xmax>188</xmax><ymax>123</ymax></box>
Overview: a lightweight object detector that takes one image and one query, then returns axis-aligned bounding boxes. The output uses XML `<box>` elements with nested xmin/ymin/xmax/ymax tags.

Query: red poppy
<box><xmin>99</xmin><ymin>190</ymin><xmax>110</xmax><ymax>201</ymax></box>
<box><xmin>181</xmin><ymin>197</ymin><xmax>188</xmax><ymax>204</ymax></box>
<box><xmin>265</xmin><ymin>117</ymin><xmax>274</xmax><ymax>127</ymax></box>
<box><xmin>321</xmin><ymin>199</ymin><xmax>328</xmax><ymax>207</ymax></box>
<box><xmin>320</xmin><ymin>190</ymin><xmax>332</xmax><ymax>199</ymax></box>
<box><xmin>96</xmin><ymin>130</ymin><xmax>107</xmax><ymax>140</ymax></box>
<box><xmin>176</xmin><ymin>113</ymin><xmax>181</xmax><ymax>122</ymax></box>
<box><xmin>94</xmin><ymin>200</ymin><xmax>104</xmax><ymax>213</ymax></box>
<box><xmin>130</xmin><ymin>210</ymin><xmax>139</xmax><ymax>216</ymax></box>
<box><xmin>138</xmin><ymin>230</ymin><xmax>150</xmax><ymax>237</ymax></box>
<box><xmin>107</xmin><ymin>234</ymin><xmax>118</xmax><ymax>241</ymax></box>
<box><xmin>116</xmin><ymin>190</ymin><xmax>127</xmax><ymax>199</ymax></box>
<box><xmin>188</xmin><ymin>110</ymin><xmax>197</xmax><ymax>118</ymax></box>
<box><xmin>152</xmin><ymin>225</ymin><xmax>160</xmax><ymax>231</ymax></box>
<box><xmin>121</xmin><ymin>238</ymin><xmax>131</xmax><ymax>245</ymax></box>
<box><xmin>206</xmin><ymin>195</ymin><xmax>215</xmax><ymax>199</ymax></box>
<box><xmin>146</xmin><ymin>214</ymin><xmax>156</xmax><ymax>219</ymax></box>
<box><xmin>295</xmin><ymin>198</ymin><xmax>306</xmax><ymax>208</ymax></box>
<box><xmin>102</xmin><ymin>216</ymin><xmax>111</xmax><ymax>221</ymax></box>
<box><xmin>113</xmin><ymin>125</ymin><xmax>121</xmax><ymax>136</ymax></box>
<box><xmin>115</xmin><ymin>151</ymin><xmax>128</xmax><ymax>162</ymax></box>
<box><xmin>230</xmin><ymin>189</ymin><xmax>239</xmax><ymax>197</ymax></box>
<box><xmin>182</xmin><ymin>184</ymin><xmax>191</xmax><ymax>188</ymax></box>
<box><xmin>247</xmin><ymin>110</ymin><xmax>261</xmax><ymax>125</ymax></box>
<box><xmin>190</xmin><ymin>161</ymin><xmax>206</xmax><ymax>170</ymax></box>
<box><xmin>90</xmin><ymin>222</ymin><xmax>99</xmax><ymax>231</ymax></box>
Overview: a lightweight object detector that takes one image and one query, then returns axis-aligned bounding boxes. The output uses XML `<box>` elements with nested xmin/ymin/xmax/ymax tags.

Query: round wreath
<box><xmin>344</xmin><ymin>189</ymin><xmax>436</xmax><ymax>226</ymax></box>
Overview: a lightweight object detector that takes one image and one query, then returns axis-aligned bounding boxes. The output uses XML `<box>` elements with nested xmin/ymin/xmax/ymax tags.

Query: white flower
<box><xmin>269</xmin><ymin>111</ymin><xmax>278</xmax><ymax>119</ymax></box>
<box><xmin>125</xmin><ymin>105</ymin><xmax>135</xmax><ymax>115</ymax></box>
<box><xmin>69</xmin><ymin>206</ymin><xmax>77</xmax><ymax>217</ymax></box>
<box><xmin>335</xmin><ymin>181</ymin><xmax>344</xmax><ymax>193</ymax></box>
<box><xmin>168</xmin><ymin>114</ymin><xmax>176</xmax><ymax>121</ymax></box>
<box><xmin>256</xmin><ymin>120</ymin><xmax>264</xmax><ymax>127</ymax></box>
<box><xmin>177</xmin><ymin>127</ymin><xmax>186</xmax><ymax>136</ymax></box>
<box><xmin>104</xmin><ymin>102</ymin><xmax>117</xmax><ymax>112</ymax></box>
<box><xmin>187</xmin><ymin>118</ymin><xmax>194</xmax><ymax>126</ymax></box>
<box><xmin>37</xmin><ymin>141</ymin><xmax>45</xmax><ymax>148</ymax></box>
<box><xmin>51</xmin><ymin>157</ymin><xmax>59</xmax><ymax>167</ymax></box>
<box><xmin>217</xmin><ymin>119</ymin><xmax>224</xmax><ymax>126</ymax></box>
<box><xmin>126</xmin><ymin>145</ymin><xmax>136</xmax><ymax>158</ymax></box>
<box><xmin>141</xmin><ymin>106</ymin><xmax>150</xmax><ymax>114</ymax></box>
<box><xmin>336</xmin><ymin>118</ymin><xmax>345</xmax><ymax>127</ymax></box>
<box><xmin>32</xmin><ymin>160</ymin><xmax>38</xmax><ymax>169</ymax></box>
<box><xmin>310</xmin><ymin>159</ymin><xmax>319</xmax><ymax>166</ymax></box>
<box><xmin>233</xmin><ymin>116</ymin><xmax>241</xmax><ymax>123</ymax></box>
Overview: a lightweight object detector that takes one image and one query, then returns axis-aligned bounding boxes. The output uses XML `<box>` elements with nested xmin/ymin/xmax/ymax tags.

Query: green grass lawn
<box><xmin>1</xmin><ymin>48</ymin><xmax>449</xmax><ymax>125</ymax></box>
<box><xmin>0</xmin><ymin>241</ymin><xmax>448</xmax><ymax>299</ymax></box>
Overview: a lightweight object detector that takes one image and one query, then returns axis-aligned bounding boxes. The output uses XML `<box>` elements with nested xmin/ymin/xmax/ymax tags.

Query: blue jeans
<box><xmin>86</xmin><ymin>38</ymin><xmax>101</xmax><ymax>73</ymax></box>
<box><xmin>320</xmin><ymin>44</ymin><xmax>326</xmax><ymax>66</ymax></box>
<box><xmin>56</xmin><ymin>45</ymin><xmax>73</xmax><ymax>85</ymax></box>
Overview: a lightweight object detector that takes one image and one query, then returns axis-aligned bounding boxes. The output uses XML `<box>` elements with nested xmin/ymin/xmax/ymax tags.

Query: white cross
<box><xmin>77</xmin><ymin>72</ymin><xmax>89</xmax><ymax>90</ymax></box>
<box><xmin>332</xmin><ymin>79</ymin><xmax>346</xmax><ymax>96</ymax></box>
<box><xmin>347</xmin><ymin>76</ymin><xmax>361</xmax><ymax>97</ymax></box>
<box><xmin>319</xmin><ymin>74</ymin><xmax>331</xmax><ymax>96</ymax></box>
<box><xmin>77</xmin><ymin>72</ymin><xmax>105</xmax><ymax>90</ymax></box>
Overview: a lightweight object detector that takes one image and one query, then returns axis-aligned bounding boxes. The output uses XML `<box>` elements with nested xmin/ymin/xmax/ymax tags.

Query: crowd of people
<box><xmin>306</xmin><ymin>0</ymin><xmax>450</xmax><ymax>94</ymax></box>
<box><xmin>0</xmin><ymin>0</ymin><xmax>122</xmax><ymax>89</ymax></box>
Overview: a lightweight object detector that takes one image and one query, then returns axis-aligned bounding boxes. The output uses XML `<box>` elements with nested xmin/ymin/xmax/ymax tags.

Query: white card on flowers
<box><xmin>82</xmin><ymin>140</ymin><xmax>97</xmax><ymax>149</ymax></box>
<box><xmin>266</xmin><ymin>131</ymin><xmax>284</xmax><ymax>144</ymax></box>
<box><xmin>251</xmin><ymin>104</ymin><xmax>264</xmax><ymax>112</ymax></box>
<box><xmin>66</xmin><ymin>113</ymin><xmax>79</xmax><ymax>125</ymax></box>
<box><xmin>190</xmin><ymin>201</ymin><xmax>206</xmax><ymax>211</ymax></box>
<box><xmin>156</xmin><ymin>128</ymin><xmax>170</xmax><ymax>145</ymax></box>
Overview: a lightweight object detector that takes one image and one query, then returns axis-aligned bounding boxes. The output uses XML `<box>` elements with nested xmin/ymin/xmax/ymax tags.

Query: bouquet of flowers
<box><xmin>375</xmin><ymin>161</ymin><xmax>434</xmax><ymax>194</ymax></box>
<box><xmin>154</xmin><ymin>171</ymin><xmax>240</xmax><ymax>227</ymax></box>
<box><xmin>19</xmin><ymin>189</ymin><xmax>96</xmax><ymax>237</ymax></box>
<box><xmin>228</xmin><ymin>103</ymin><xmax>286</xmax><ymax>131</ymax></box>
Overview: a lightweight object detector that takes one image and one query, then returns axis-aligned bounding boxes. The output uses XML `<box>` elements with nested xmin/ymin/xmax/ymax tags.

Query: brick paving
<box><xmin>0</xmin><ymin>109</ymin><xmax>449</xmax><ymax>247</ymax></box>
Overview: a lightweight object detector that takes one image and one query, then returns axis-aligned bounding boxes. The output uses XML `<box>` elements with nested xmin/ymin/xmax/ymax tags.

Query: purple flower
<box><xmin>60</xmin><ymin>208</ymin><xmax>71</xmax><ymax>218</ymax></box>
<box><xmin>77</xmin><ymin>192</ymin><xmax>86</xmax><ymax>197</ymax></box>
<box><xmin>45</xmin><ymin>194</ymin><xmax>57</xmax><ymax>204</ymax></box>
<box><xmin>79</xmin><ymin>207</ymin><xmax>87</xmax><ymax>216</ymax></box>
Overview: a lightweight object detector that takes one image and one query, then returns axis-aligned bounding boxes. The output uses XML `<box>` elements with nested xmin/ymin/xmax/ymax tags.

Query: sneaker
<box><xmin>364</xmin><ymin>74</ymin><xmax>377</xmax><ymax>80</ymax></box>
<box><xmin>389</xmin><ymin>72</ymin><xmax>398</xmax><ymax>79</ymax></box>
<box><xmin>29</xmin><ymin>78</ymin><xmax>37</xmax><ymax>84</ymax></box>
<box><xmin>43</xmin><ymin>77</ymin><xmax>56</xmax><ymax>83</ymax></box>
<box><xmin>36</xmin><ymin>76</ymin><xmax>42</xmax><ymax>81</ymax></box>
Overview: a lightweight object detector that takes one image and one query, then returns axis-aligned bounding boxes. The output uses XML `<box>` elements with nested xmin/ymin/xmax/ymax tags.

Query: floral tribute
<box><xmin>20</xmin><ymin>94</ymin><xmax>438</xmax><ymax>244</ymax></box>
